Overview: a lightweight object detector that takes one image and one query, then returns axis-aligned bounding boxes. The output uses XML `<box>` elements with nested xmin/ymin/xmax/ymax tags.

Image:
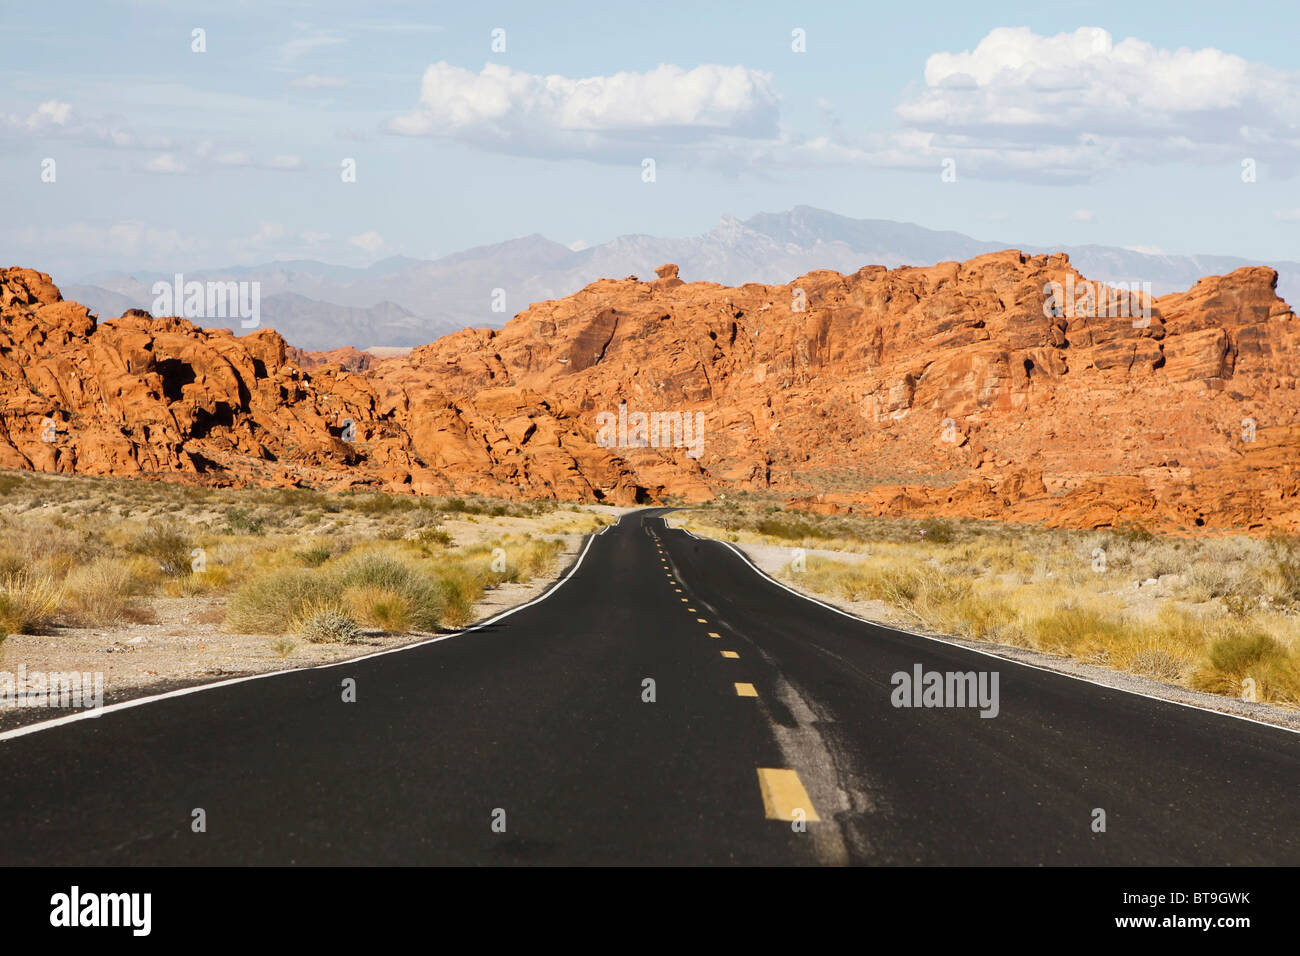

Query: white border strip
<box><xmin>699</xmin><ymin>531</ymin><xmax>1300</xmax><ymax>737</ymax></box>
<box><xmin>0</xmin><ymin>532</ymin><xmax>603</xmax><ymax>742</ymax></box>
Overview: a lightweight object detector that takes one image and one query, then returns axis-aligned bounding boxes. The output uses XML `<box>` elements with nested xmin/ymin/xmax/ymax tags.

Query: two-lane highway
<box><xmin>0</xmin><ymin>509</ymin><xmax>1296</xmax><ymax>865</ymax></box>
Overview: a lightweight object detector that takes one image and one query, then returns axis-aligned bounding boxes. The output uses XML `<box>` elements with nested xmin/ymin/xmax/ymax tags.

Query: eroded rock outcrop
<box><xmin>3</xmin><ymin>250</ymin><xmax>1298</xmax><ymax>530</ymax></box>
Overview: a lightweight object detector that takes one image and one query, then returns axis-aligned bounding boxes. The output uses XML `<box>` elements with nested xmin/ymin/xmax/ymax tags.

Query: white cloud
<box><xmin>211</xmin><ymin>151</ymin><xmax>303</xmax><ymax>171</ymax></box>
<box><xmin>265</xmin><ymin>154</ymin><xmax>304</xmax><ymax>170</ymax></box>
<box><xmin>567</xmin><ymin>239</ymin><xmax>590</xmax><ymax>251</ymax></box>
<box><xmin>0</xmin><ymin>99</ymin><xmax>153</xmax><ymax>149</ymax></box>
<box><xmin>145</xmin><ymin>153</ymin><xmax>187</xmax><ymax>174</ymax></box>
<box><xmin>290</xmin><ymin>74</ymin><xmax>347</xmax><ymax>89</ymax></box>
<box><xmin>299</xmin><ymin>230</ymin><xmax>332</xmax><ymax>243</ymax></box>
<box><xmin>278</xmin><ymin>28</ymin><xmax>344</xmax><ymax>65</ymax></box>
<box><xmin>348</xmin><ymin>231</ymin><xmax>385</xmax><ymax>253</ymax></box>
<box><xmin>1277</xmin><ymin>209</ymin><xmax>1300</xmax><ymax>222</ymax></box>
<box><xmin>1070</xmin><ymin>209</ymin><xmax>1094</xmax><ymax>222</ymax></box>
<box><xmin>389</xmin><ymin>62</ymin><xmax>779</xmax><ymax>159</ymax></box>
<box><xmin>29</xmin><ymin>99</ymin><xmax>72</xmax><ymax>127</ymax></box>
<box><xmin>888</xmin><ymin>27</ymin><xmax>1300</xmax><ymax>181</ymax></box>
<box><xmin>251</xmin><ymin>222</ymin><xmax>285</xmax><ymax>243</ymax></box>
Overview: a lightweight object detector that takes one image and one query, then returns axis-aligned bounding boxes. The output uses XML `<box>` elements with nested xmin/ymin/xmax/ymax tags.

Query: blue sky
<box><xmin>3</xmin><ymin>0</ymin><xmax>1298</xmax><ymax>278</ymax></box>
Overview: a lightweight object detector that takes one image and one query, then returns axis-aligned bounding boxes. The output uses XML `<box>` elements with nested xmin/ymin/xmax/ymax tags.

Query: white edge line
<box><xmin>707</xmin><ymin>536</ymin><xmax>1300</xmax><ymax>737</ymax></box>
<box><xmin>0</xmin><ymin>532</ymin><xmax>603</xmax><ymax>743</ymax></box>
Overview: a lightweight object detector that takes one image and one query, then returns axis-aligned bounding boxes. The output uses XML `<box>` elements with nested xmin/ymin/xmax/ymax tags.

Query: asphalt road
<box><xmin>1</xmin><ymin>508</ymin><xmax>1297</xmax><ymax>865</ymax></box>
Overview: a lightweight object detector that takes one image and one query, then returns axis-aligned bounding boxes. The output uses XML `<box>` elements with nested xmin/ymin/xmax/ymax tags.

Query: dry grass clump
<box><xmin>0</xmin><ymin>570</ymin><xmax>66</xmax><ymax>634</ymax></box>
<box><xmin>62</xmin><ymin>558</ymin><xmax>139</xmax><ymax>627</ymax></box>
<box><xmin>290</xmin><ymin>600</ymin><xmax>363</xmax><ymax>645</ymax></box>
<box><xmin>226</xmin><ymin>568</ymin><xmax>339</xmax><ymax>634</ymax></box>
<box><xmin>344</xmin><ymin>585</ymin><xmax>412</xmax><ymax>633</ymax></box>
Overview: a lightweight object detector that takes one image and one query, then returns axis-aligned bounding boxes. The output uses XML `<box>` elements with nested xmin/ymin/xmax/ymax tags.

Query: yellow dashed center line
<box><xmin>707</xmin><ymin>631</ymin><xmax>721</xmax><ymax>638</ymax></box>
<box><xmin>755</xmin><ymin>768</ymin><xmax>821</xmax><ymax>822</ymax></box>
<box><xmin>734</xmin><ymin>682</ymin><xmax>758</xmax><ymax>697</ymax></box>
<box><xmin>721</xmin><ymin>650</ymin><xmax>739</xmax><ymax>659</ymax></box>
<box><xmin>696</xmin><ymin>617</ymin><xmax>708</xmax><ymax>623</ymax></box>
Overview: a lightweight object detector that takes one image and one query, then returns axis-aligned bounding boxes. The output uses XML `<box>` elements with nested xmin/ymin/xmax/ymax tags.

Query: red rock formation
<box><xmin>285</xmin><ymin>345</ymin><xmax>375</xmax><ymax>373</ymax></box>
<box><xmin>3</xmin><ymin>252</ymin><xmax>1299</xmax><ymax>530</ymax></box>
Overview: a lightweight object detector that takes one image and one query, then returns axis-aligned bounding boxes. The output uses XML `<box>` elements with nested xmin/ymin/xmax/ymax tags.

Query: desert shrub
<box><xmin>226</xmin><ymin>568</ymin><xmax>336</xmax><ymax>634</ymax></box>
<box><xmin>1183</xmin><ymin>561</ymin><xmax>1236</xmax><ymax>600</ymax></box>
<box><xmin>755</xmin><ymin>516</ymin><xmax>816</xmax><ymax>541</ymax></box>
<box><xmin>1129</xmin><ymin>646</ymin><xmax>1188</xmax><ymax>682</ymax></box>
<box><xmin>119</xmin><ymin>554</ymin><xmax>166</xmax><ymax>594</ymax></box>
<box><xmin>406</xmin><ymin>527</ymin><xmax>453</xmax><ymax>547</ymax></box>
<box><xmin>0</xmin><ymin>570</ymin><xmax>66</xmax><ymax>634</ymax></box>
<box><xmin>64</xmin><ymin>559</ymin><xmax>135</xmax><ymax>627</ymax></box>
<box><xmin>223</xmin><ymin>507</ymin><xmax>265</xmax><ymax>535</ymax></box>
<box><xmin>0</xmin><ymin>541</ymin><xmax>24</xmax><ymax>578</ymax></box>
<box><xmin>915</xmin><ymin>518</ymin><xmax>956</xmax><ymax>544</ymax></box>
<box><xmin>1190</xmin><ymin>627</ymin><xmax>1299</xmax><ymax>701</ymax></box>
<box><xmin>345</xmin><ymin>585</ymin><xmax>412</xmax><ymax>632</ymax></box>
<box><xmin>435</xmin><ymin>567</ymin><xmax>483</xmax><ymax>629</ymax></box>
<box><xmin>270</xmin><ymin>636</ymin><xmax>297</xmax><ymax>658</ymax></box>
<box><xmin>162</xmin><ymin>563</ymin><xmax>236</xmax><ymax>597</ymax></box>
<box><xmin>334</xmin><ymin>553</ymin><xmax>441</xmax><ymax>630</ymax></box>
<box><xmin>290</xmin><ymin>601</ymin><xmax>362</xmax><ymax>644</ymax></box>
<box><xmin>1265</xmin><ymin>533</ymin><xmax>1300</xmax><ymax>604</ymax></box>
<box><xmin>1221</xmin><ymin>593</ymin><xmax>1258</xmax><ymax>618</ymax></box>
<box><xmin>130</xmin><ymin>519</ymin><xmax>193</xmax><ymax>576</ymax></box>
<box><xmin>1029</xmin><ymin>606</ymin><xmax>1127</xmax><ymax>656</ymax></box>
<box><xmin>1113</xmin><ymin>522</ymin><xmax>1155</xmax><ymax>543</ymax></box>
<box><xmin>948</xmin><ymin>593</ymin><xmax>1017</xmax><ymax>642</ymax></box>
<box><xmin>294</xmin><ymin>544</ymin><xmax>335</xmax><ymax>567</ymax></box>
<box><xmin>517</xmin><ymin>539</ymin><xmax>562</xmax><ymax>578</ymax></box>
<box><xmin>469</xmin><ymin>538</ymin><xmax>560</xmax><ymax>586</ymax></box>
<box><xmin>1196</xmin><ymin>630</ymin><xmax>1282</xmax><ymax>683</ymax></box>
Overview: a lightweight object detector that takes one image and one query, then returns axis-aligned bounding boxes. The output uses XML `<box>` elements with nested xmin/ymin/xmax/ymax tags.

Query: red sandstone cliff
<box><xmin>3</xmin><ymin>250</ymin><xmax>1298</xmax><ymax>531</ymax></box>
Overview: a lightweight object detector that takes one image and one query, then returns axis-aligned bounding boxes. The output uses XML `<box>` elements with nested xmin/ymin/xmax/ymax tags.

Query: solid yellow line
<box><xmin>721</xmin><ymin>650</ymin><xmax>739</xmax><ymax>659</ymax></box>
<box><xmin>734</xmin><ymin>682</ymin><xmax>758</xmax><ymax>697</ymax></box>
<box><xmin>756</xmin><ymin>768</ymin><xmax>821</xmax><ymax>822</ymax></box>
